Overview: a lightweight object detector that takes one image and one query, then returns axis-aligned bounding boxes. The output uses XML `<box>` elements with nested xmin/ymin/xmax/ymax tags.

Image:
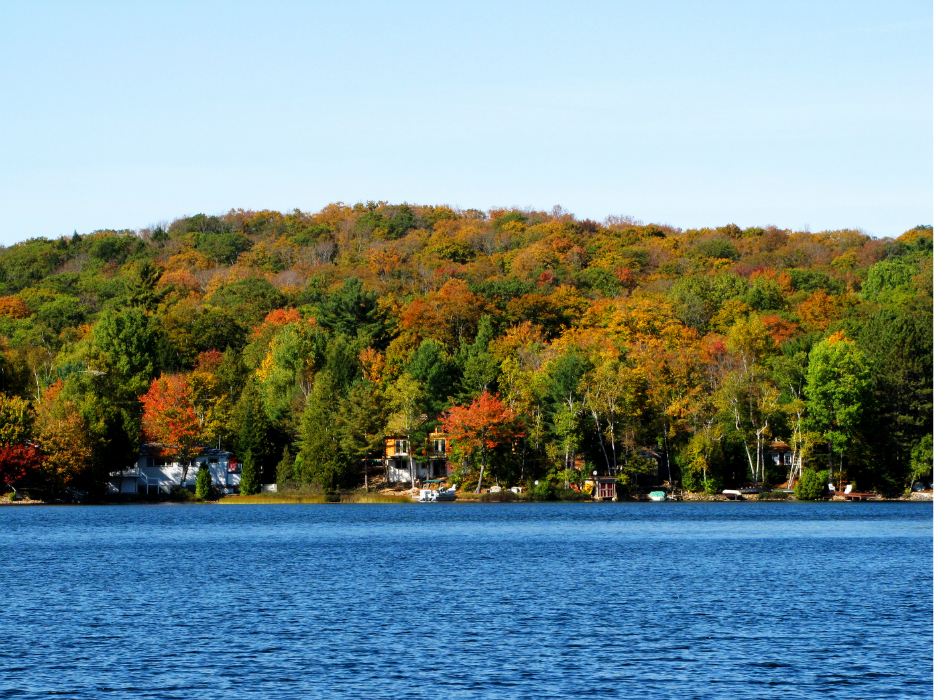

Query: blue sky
<box><xmin>0</xmin><ymin>0</ymin><xmax>930</xmax><ymax>244</ymax></box>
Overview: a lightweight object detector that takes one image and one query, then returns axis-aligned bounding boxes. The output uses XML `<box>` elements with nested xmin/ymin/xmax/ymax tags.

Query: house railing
<box><xmin>138</xmin><ymin>471</ymin><xmax>171</xmax><ymax>495</ymax></box>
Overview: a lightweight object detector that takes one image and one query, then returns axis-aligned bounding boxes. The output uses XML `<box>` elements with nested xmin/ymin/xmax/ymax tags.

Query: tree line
<box><xmin>0</xmin><ymin>203</ymin><xmax>930</xmax><ymax>498</ymax></box>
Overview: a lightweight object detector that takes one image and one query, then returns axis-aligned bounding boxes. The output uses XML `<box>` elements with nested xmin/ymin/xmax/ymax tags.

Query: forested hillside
<box><xmin>0</xmin><ymin>203</ymin><xmax>930</xmax><ymax>497</ymax></box>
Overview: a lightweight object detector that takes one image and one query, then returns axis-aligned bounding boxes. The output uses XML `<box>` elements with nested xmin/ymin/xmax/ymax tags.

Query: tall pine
<box><xmin>240</xmin><ymin>448</ymin><xmax>260</xmax><ymax>495</ymax></box>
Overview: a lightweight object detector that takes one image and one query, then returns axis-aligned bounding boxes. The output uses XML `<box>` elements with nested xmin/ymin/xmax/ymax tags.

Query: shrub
<box><xmin>615</xmin><ymin>473</ymin><xmax>632</xmax><ymax>497</ymax></box>
<box><xmin>172</xmin><ymin>486</ymin><xmax>195</xmax><ymax>502</ymax></box>
<box><xmin>530</xmin><ymin>481</ymin><xmax>557</xmax><ymax>501</ymax></box>
<box><xmin>195</xmin><ymin>464</ymin><xmax>212</xmax><ymax>500</ymax></box>
<box><xmin>795</xmin><ymin>469</ymin><xmax>828</xmax><ymax>501</ymax></box>
<box><xmin>480</xmin><ymin>490</ymin><xmax>517</xmax><ymax>502</ymax></box>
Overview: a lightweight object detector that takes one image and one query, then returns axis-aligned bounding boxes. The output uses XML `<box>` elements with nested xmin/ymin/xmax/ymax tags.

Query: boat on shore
<box><xmin>415</xmin><ymin>487</ymin><xmax>457</xmax><ymax>502</ymax></box>
<box><xmin>648</xmin><ymin>491</ymin><xmax>667</xmax><ymax>502</ymax></box>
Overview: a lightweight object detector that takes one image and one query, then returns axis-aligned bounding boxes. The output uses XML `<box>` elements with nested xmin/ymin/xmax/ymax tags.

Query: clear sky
<box><xmin>0</xmin><ymin>0</ymin><xmax>930</xmax><ymax>245</ymax></box>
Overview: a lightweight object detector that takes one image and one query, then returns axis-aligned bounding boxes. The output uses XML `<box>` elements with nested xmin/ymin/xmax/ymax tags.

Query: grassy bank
<box><xmin>220</xmin><ymin>491</ymin><xmax>411</xmax><ymax>505</ymax></box>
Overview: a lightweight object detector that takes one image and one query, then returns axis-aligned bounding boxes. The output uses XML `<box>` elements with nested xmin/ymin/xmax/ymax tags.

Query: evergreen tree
<box><xmin>461</xmin><ymin>315</ymin><xmax>500</xmax><ymax>399</ymax></box>
<box><xmin>240</xmin><ymin>448</ymin><xmax>260</xmax><ymax>495</ymax></box>
<box><xmin>794</xmin><ymin>469</ymin><xmax>827</xmax><ymax>501</ymax></box>
<box><xmin>276</xmin><ymin>446</ymin><xmax>295</xmax><ymax>485</ymax></box>
<box><xmin>295</xmin><ymin>371</ymin><xmax>345</xmax><ymax>493</ymax></box>
<box><xmin>235</xmin><ymin>381</ymin><xmax>272</xmax><ymax>481</ymax></box>
<box><xmin>195</xmin><ymin>464</ymin><xmax>212</xmax><ymax>500</ymax></box>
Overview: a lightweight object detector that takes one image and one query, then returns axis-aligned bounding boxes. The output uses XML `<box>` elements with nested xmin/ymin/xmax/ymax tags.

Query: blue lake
<box><xmin>0</xmin><ymin>502</ymin><xmax>930</xmax><ymax>699</ymax></box>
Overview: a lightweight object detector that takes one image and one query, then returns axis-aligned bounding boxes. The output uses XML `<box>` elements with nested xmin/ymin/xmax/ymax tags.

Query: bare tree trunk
<box><xmin>475</xmin><ymin>447</ymin><xmax>486</xmax><ymax>493</ymax></box>
<box><xmin>662</xmin><ymin>424</ymin><xmax>672</xmax><ymax>486</ymax></box>
<box><xmin>741</xmin><ymin>440</ymin><xmax>756</xmax><ymax>488</ymax></box>
<box><xmin>828</xmin><ymin>443</ymin><xmax>833</xmax><ymax>488</ymax></box>
<box><xmin>591</xmin><ymin>409</ymin><xmax>611</xmax><ymax>474</ymax></box>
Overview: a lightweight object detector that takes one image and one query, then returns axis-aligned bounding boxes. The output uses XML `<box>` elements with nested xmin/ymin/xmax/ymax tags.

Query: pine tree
<box><xmin>275</xmin><ymin>446</ymin><xmax>294</xmax><ymax>485</ymax></box>
<box><xmin>296</xmin><ymin>371</ymin><xmax>345</xmax><ymax>493</ymax></box>
<box><xmin>195</xmin><ymin>464</ymin><xmax>212</xmax><ymax>500</ymax></box>
<box><xmin>236</xmin><ymin>381</ymin><xmax>270</xmax><ymax>481</ymax></box>
<box><xmin>240</xmin><ymin>448</ymin><xmax>260</xmax><ymax>495</ymax></box>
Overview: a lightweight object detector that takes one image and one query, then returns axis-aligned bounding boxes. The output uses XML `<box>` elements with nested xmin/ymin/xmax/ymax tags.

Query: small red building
<box><xmin>594</xmin><ymin>476</ymin><xmax>616</xmax><ymax>501</ymax></box>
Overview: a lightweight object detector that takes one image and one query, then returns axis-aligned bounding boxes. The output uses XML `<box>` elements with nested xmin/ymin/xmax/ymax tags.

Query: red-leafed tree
<box><xmin>140</xmin><ymin>374</ymin><xmax>202</xmax><ymax>484</ymax></box>
<box><xmin>0</xmin><ymin>444</ymin><xmax>42</xmax><ymax>491</ymax></box>
<box><xmin>440</xmin><ymin>391</ymin><xmax>524</xmax><ymax>493</ymax></box>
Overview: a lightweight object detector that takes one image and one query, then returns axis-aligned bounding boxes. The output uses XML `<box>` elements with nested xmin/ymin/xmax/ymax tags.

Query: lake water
<box><xmin>0</xmin><ymin>502</ymin><xmax>930</xmax><ymax>699</ymax></box>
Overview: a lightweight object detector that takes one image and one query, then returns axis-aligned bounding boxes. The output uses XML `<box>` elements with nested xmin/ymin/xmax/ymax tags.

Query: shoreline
<box><xmin>1</xmin><ymin>494</ymin><xmax>928</xmax><ymax>506</ymax></box>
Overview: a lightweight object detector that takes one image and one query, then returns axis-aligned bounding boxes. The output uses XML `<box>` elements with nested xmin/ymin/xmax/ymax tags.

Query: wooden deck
<box><xmin>841</xmin><ymin>492</ymin><xmax>875</xmax><ymax>501</ymax></box>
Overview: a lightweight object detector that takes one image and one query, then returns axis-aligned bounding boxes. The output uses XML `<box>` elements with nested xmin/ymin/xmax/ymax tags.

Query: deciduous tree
<box><xmin>140</xmin><ymin>374</ymin><xmax>202</xmax><ymax>485</ymax></box>
<box><xmin>440</xmin><ymin>391</ymin><xmax>523</xmax><ymax>493</ymax></box>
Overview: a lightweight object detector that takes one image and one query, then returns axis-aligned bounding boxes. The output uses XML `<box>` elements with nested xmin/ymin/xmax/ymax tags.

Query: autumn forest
<box><xmin>0</xmin><ymin>203</ymin><xmax>930</xmax><ymax>499</ymax></box>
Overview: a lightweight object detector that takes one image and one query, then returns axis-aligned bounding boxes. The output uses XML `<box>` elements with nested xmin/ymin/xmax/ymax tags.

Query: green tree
<box><xmin>337</xmin><ymin>380</ymin><xmax>387</xmax><ymax>491</ymax></box>
<box><xmin>460</xmin><ymin>315</ymin><xmax>499</xmax><ymax>398</ymax></box>
<box><xmin>719</xmin><ymin>316</ymin><xmax>780</xmax><ymax>487</ymax></box>
<box><xmin>387</xmin><ymin>372</ymin><xmax>427</xmax><ymax>489</ymax></box>
<box><xmin>294</xmin><ymin>371</ymin><xmax>345</xmax><ymax>493</ymax></box>
<box><xmin>318</xmin><ymin>277</ymin><xmax>391</xmax><ymax>348</ymax></box>
<box><xmin>195</xmin><ymin>463</ymin><xmax>212</xmax><ymax>500</ymax></box>
<box><xmin>275</xmin><ymin>446</ymin><xmax>295</xmax><ymax>485</ymax></box>
<box><xmin>233</xmin><ymin>381</ymin><xmax>273</xmax><ymax>481</ymax></box>
<box><xmin>240</xmin><ymin>448</ymin><xmax>260</xmax><ymax>495</ymax></box>
<box><xmin>77</xmin><ymin>307</ymin><xmax>163</xmax><ymax>491</ymax></box>
<box><xmin>126</xmin><ymin>260</ymin><xmax>163</xmax><ymax>310</ymax></box>
<box><xmin>794</xmin><ymin>468</ymin><xmax>827</xmax><ymax>500</ymax></box>
<box><xmin>805</xmin><ymin>332</ymin><xmax>871</xmax><ymax>487</ymax></box>
<box><xmin>909</xmin><ymin>435</ymin><xmax>933</xmax><ymax>487</ymax></box>
<box><xmin>0</xmin><ymin>393</ymin><xmax>33</xmax><ymax>445</ymax></box>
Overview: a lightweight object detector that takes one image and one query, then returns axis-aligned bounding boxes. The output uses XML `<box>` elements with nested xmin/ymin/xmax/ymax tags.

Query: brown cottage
<box><xmin>384</xmin><ymin>432</ymin><xmax>451</xmax><ymax>484</ymax></box>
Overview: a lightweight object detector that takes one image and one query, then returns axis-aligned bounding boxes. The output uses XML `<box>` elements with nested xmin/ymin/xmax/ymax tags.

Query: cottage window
<box><xmin>433</xmin><ymin>439</ymin><xmax>446</xmax><ymax>454</ymax></box>
<box><xmin>394</xmin><ymin>440</ymin><xmax>409</xmax><ymax>455</ymax></box>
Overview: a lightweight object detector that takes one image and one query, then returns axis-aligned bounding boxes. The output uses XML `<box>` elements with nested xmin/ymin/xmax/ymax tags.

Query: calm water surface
<box><xmin>0</xmin><ymin>502</ymin><xmax>930</xmax><ymax>699</ymax></box>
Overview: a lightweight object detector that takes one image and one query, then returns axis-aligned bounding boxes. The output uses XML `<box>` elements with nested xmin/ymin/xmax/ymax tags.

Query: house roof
<box><xmin>139</xmin><ymin>443</ymin><xmax>235</xmax><ymax>458</ymax></box>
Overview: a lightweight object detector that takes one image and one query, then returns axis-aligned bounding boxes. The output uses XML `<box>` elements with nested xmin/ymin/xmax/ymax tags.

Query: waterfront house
<box><xmin>108</xmin><ymin>443</ymin><xmax>241</xmax><ymax>495</ymax></box>
<box><xmin>384</xmin><ymin>432</ymin><xmax>451</xmax><ymax>484</ymax></box>
<box><xmin>766</xmin><ymin>440</ymin><xmax>794</xmax><ymax>468</ymax></box>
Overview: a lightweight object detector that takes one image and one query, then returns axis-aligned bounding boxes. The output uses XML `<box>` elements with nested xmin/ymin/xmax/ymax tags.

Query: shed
<box><xmin>593</xmin><ymin>476</ymin><xmax>616</xmax><ymax>501</ymax></box>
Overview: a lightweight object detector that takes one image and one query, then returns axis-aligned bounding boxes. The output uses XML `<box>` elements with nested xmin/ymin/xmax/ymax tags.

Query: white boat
<box><xmin>648</xmin><ymin>491</ymin><xmax>667</xmax><ymax>502</ymax></box>
<box><xmin>415</xmin><ymin>487</ymin><xmax>457</xmax><ymax>502</ymax></box>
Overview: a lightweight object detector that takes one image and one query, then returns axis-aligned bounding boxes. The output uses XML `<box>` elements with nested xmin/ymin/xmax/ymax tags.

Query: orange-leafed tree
<box><xmin>0</xmin><ymin>296</ymin><xmax>29</xmax><ymax>319</ymax></box>
<box><xmin>140</xmin><ymin>374</ymin><xmax>202</xmax><ymax>484</ymax></box>
<box><xmin>33</xmin><ymin>381</ymin><xmax>93</xmax><ymax>489</ymax></box>
<box><xmin>440</xmin><ymin>391</ymin><xmax>524</xmax><ymax>493</ymax></box>
<box><xmin>401</xmin><ymin>279</ymin><xmax>486</xmax><ymax>346</ymax></box>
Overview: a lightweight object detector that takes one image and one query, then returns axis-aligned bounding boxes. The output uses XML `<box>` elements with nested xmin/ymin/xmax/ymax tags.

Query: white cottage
<box><xmin>109</xmin><ymin>444</ymin><xmax>242</xmax><ymax>495</ymax></box>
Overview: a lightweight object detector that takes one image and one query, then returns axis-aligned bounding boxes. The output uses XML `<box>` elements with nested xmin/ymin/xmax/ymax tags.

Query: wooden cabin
<box><xmin>766</xmin><ymin>440</ymin><xmax>794</xmax><ymax>468</ymax></box>
<box><xmin>384</xmin><ymin>433</ymin><xmax>451</xmax><ymax>484</ymax></box>
<box><xmin>593</xmin><ymin>476</ymin><xmax>617</xmax><ymax>501</ymax></box>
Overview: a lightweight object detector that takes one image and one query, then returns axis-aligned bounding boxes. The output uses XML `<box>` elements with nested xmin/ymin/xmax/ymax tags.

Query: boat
<box><xmin>648</xmin><ymin>491</ymin><xmax>667</xmax><ymax>502</ymax></box>
<box><xmin>415</xmin><ymin>487</ymin><xmax>457</xmax><ymax>502</ymax></box>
